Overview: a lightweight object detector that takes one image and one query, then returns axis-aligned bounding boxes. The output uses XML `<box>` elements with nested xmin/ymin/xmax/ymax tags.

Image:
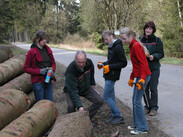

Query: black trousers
<box><xmin>65</xmin><ymin>88</ymin><xmax>104</xmax><ymax>120</ymax></box>
<box><xmin>144</xmin><ymin>69</ymin><xmax>160</xmax><ymax>111</ymax></box>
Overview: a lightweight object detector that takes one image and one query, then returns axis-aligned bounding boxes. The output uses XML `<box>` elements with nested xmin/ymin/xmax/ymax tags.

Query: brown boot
<box><xmin>149</xmin><ymin>110</ymin><xmax>157</xmax><ymax>116</ymax></box>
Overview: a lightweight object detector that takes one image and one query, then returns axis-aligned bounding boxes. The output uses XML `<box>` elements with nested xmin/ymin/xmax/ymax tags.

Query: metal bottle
<box><xmin>45</xmin><ymin>69</ymin><xmax>52</xmax><ymax>83</ymax></box>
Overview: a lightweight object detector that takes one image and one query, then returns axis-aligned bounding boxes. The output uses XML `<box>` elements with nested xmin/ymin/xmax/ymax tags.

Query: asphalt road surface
<box><xmin>14</xmin><ymin>42</ymin><xmax>183</xmax><ymax>137</ymax></box>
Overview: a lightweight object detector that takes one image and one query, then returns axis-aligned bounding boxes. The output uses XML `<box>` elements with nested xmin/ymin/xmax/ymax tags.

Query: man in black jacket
<box><xmin>98</xmin><ymin>30</ymin><xmax>127</xmax><ymax>124</ymax></box>
<box><xmin>64</xmin><ymin>50</ymin><xmax>103</xmax><ymax>121</ymax></box>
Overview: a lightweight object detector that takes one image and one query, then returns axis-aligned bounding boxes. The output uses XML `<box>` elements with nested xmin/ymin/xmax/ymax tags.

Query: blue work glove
<box><xmin>40</xmin><ymin>68</ymin><xmax>47</xmax><ymax>75</ymax></box>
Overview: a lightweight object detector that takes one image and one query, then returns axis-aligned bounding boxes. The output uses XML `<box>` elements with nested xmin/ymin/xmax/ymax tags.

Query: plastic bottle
<box><xmin>45</xmin><ymin>70</ymin><xmax>52</xmax><ymax>83</ymax></box>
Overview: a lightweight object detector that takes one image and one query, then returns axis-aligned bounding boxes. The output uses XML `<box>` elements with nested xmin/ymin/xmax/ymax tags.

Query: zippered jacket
<box><xmin>103</xmin><ymin>39</ymin><xmax>127</xmax><ymax>81</ymax></box>
<box><xmin>24</xmin><ymin>44</ymin><xmax>56</xmax><ymax>83</ymax></box>
<box><xmin>129</xmin><ymin>39</ymin><xmax>151</xmax><ymax>80</ymax></box>
<box><xmin>140</xmin><ymin>33</ymin><xmax>164</xmax><ymax>71</ymax></box>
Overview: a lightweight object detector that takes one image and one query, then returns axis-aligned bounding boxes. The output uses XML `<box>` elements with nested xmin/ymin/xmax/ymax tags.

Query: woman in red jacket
<box><xmin>120</xmin><ymin>27</ymin><xmax>151</xmax><ymax>135</ymax></box>
<box><xmin>24</xmin><ymin>30</ymin><xmax>56</xmax><ymax>102</ymax></box>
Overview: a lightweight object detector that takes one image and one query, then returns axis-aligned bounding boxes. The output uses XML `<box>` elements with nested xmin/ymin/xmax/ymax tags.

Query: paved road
<box><xmin>14</xmin><ymin>42</ymin><xmax>183</xmax><ymax>137</ymax></box>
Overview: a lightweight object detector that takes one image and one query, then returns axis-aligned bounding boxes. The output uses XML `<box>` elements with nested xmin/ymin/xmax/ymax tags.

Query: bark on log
<box><xmin>0</xmin><ymin>100</ymin><xmax>58</xmax><ymax>137</ymax></box>
<box><xmin>0</xmin><ymin>55</ymin><xmax>25</xmax><ymax>86</ymax></box>
<box><xmin>0</xmin><ymin>89</ymin><xmax>30</xmax><ymax>130</ymax></box>
<box><xmin>0</xmin><ymin>73</ymin><xmax>32</xmax><ymax>94</ymax></box>
<box><xmin>48</xmin><ymin>111</ymin><xmax>93</xmax><ymax>137</ymax></box>
<box><xmin>0</xmin><ymin>46</ymin><xmax>13</xmax><ymax>63</ymax></box>
<box><xmin>27</xmin><ymin>91</ymin><xmax>36</xmax><ymax>108</ymax></box>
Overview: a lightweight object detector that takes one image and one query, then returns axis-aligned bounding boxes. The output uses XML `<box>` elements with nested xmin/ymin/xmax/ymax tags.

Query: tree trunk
<box><xmin>0</xmin><ymin>46</ymin><xmax>13</xmax><ymax>63</ymax></box>
<box><xmin>48</xmin><ymin>111</ymin><xmax>93</xmax><ymax>137</ymax></box>
<box><xmin>0</xmin><ymin>89</ymin><xmax>30</xmax><ymax>130</ymax></box>
<box><xmin>0</xmin><ymin>55</ymin><xmax>25</xmax><ymax>86</ymax></box>
<box><xmin>0</xmin><ymin>73</ymin><xmax>32</xmax><ymax>94</ymax></box>
<box><xmin>0</xmin><ymin>100</ymin><xmax>58</xmax><ymax>137</ymax></box>
<box><xmin>177</xmin><ymin>0</ymin><xmax>183</xmax><ymax>27</ymax></box>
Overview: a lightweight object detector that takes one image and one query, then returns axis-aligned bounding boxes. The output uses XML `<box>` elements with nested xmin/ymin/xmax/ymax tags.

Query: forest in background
<box><xmin>0</xmin><ymin>0</ymin><xmax>183</xmax><ymax>58</ymax></box>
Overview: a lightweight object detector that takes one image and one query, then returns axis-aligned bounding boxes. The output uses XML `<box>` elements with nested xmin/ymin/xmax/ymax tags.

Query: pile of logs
<box><xmin>0</xmin><ymin>46</ymin><xmax>93</xmax><ymax>137</ymax></box>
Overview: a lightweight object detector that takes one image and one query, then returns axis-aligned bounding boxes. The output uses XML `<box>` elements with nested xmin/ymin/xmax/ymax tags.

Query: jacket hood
<box><xmin>30</xmin><ymin>44</ymin><xmax>38</xmax><ymax>48</ymax></box>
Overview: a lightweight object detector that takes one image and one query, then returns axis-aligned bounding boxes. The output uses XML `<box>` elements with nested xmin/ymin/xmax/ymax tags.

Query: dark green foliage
<box><xmin>92</xmin><ymin>32</ymin><xmax>104</xmax><ymax>49</ymax></box>
<box><xmin>163</xmin><ymin>26</ymin><xmax>183</xmax><ymax>58</ymax></box>
<box><xmin>0</xmin><ymin>0</ymin><xmax>14</xmax><ymax>43</ymax></box>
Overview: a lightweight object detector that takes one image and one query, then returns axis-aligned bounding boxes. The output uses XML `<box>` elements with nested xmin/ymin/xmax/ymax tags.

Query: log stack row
<box><xmin>0</xmin><ymin>47</ymin><xmax>93</xmax><ymax>137</ymax></box>
<box><xmin>0</xmin><ymin>52</ymin><xmax>59</xmax><ymax>137</ymax></box>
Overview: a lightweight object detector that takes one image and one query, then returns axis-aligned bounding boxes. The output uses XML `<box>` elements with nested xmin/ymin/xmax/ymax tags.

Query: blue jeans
<box><xmin>133</xmin><ymin>75</ymin><xmax>151</xmax><ymax>131</ymax></box>
<box><xmin>32</xmin><ymin>82</ymin><xmax>53</xmax><ymax>102</ymax></box>
<box><xmin>103</xmin><ymin>80</ymin><xmax>122</xmax><ymax>117</ymax></box>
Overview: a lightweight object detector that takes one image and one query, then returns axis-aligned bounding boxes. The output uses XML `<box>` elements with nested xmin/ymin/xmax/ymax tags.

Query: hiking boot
<box><xmin>130</xmin><ymin>130</ymin><xmax>148</xmax><ymax>135</ymax></box>
<box><xmin>149</xmin><ymin>110</ymin><xmax>157</xmax><ymax>116</ymax></box>
<box><xmin>144</xmin><ymin>108</ymin><xmax>150</xmax><ymax>114</ymax></box>
<box><xmin>105</xmin><ymin>116</ymin><xmax>114</xmax><ymax>124</ymax></box>
<box><xmin>111</xmin><ymin>116</ymin><xmax>125</xmax><ymax>125</ymax></box>
<box><xmin>127</xmin><ymin>126</ymin><xmax>136</xmax><ymax>130</ymax></box>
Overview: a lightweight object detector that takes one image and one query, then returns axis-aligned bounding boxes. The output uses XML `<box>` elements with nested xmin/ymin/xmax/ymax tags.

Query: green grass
<box><xmin>160</xmin><ymin>57</ymin><xmax>183</xmax><ymax>65</ymax></box>
<box><xmin>10</xmin><ymin>47</ymin><xmax>27</xmax><ymax>55</ymax></box>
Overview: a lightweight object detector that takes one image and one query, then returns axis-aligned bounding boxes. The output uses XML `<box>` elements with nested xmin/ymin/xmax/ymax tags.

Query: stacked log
<box><xmin>0</xmin><ymin>46</ymin><xmax>13</xmax><ymax>63</ymax></box>
<box><xmin>48</xmin><ymin>111</ymin><xmax>93</xmax><ymax>137</ymax></box>
<box><xmin>0</xmin><ymin>89</ymin><xmax>30</xmax><ymax>130</ymax></box>
<box><xmin>0</xmin><ymin>73</ymin><xmax>32</xmax><ymax>94</ymax></box>
<box><xmin>0</xmin><ymin>100</ymin><xmax>58</xmax><ymax>137</ymax></box>
<box><xmin>27</xmin><ymin>91</ymin><xmax>36</xmax><ymax>108</ymax></box>
<box><xmin>0</xmin><ymin>54</ymin><xmax>26</xmax><ymax>86</ymax></box>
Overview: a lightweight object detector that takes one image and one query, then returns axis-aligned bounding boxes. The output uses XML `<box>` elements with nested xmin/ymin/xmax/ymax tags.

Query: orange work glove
<box><xmin>103</xmin><ymin>65</ymin><xmax>110</xmax><ymax>74</ymax></box>
<box><xmin>136</xmin><ymin>79</ymin><xmax>145</xmax><ymax>90</ymax></box>
<box><xmin>97</xmin><ymin>61</ymin><xmax>103</xmax><ymax>69</ymax></box>
<box><xmin>128</xmin><ymin>79</ymin><xmax>134</xmax><ymax>87</ymax></box>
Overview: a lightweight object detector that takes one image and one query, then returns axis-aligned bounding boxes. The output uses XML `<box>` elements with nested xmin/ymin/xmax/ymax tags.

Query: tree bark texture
<box><xmin>48</xmin><ymin>111</ymin><xmax>93</xmax><ymax>137</ymax></box>
<box><xmin>0</xmin><ymin>73</ymin><xmax>32</xmax><ymax>94</ymax></box>
<box><xmin>0</xmin><ymin>55</ymin><xmax>25</xmax><ymax>86</ymax></box>
<box><xmin>27</xmin><ymin>91</ymin><xmax>36</xmax><ymax>108</ymax></box>
<box><xmin>0</xmin><ymin>46</ymin><xmax>13</xmax><ymax>63</ymax></box>
<box><xmin>0</xmin><ymin>100</ymin><xmax>58</xmax><ymax>137</ymax></box>
<box><xmin>0</xmin><ymin>89</ymin><xmax>30</xmax><ymax>130</ymax></box>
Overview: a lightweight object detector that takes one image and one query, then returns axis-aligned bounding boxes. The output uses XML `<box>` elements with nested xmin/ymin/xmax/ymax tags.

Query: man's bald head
<box><xmin>75</xmin><ymin>50</ymin><xmax>87</xmax><ymax>70</ymax></box>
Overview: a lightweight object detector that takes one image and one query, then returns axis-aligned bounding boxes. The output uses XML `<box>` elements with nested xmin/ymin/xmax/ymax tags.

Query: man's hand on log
<box><xmin>78</xmin><ymin>107</ymin><xmax>84</xmax><ymax>112</ymax></box>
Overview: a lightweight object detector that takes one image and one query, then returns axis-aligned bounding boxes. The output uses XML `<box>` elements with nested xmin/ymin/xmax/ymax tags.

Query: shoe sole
<box><xmin>111</xmin><ymin>121</ymin><xmax>125</xmax><ymax>125</ymax></box>
<box><xmin>130</xmin><ymin>131</ymin><xmax>148</xmax><ymax>135</ymax></box>
<box><xmin>127</xmin><ymin>126</ymin><xmax>135</xmax><ymax>130</ymax></box>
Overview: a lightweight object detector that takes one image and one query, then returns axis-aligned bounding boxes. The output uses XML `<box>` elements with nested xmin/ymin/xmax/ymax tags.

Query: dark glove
<box><xmin>40</xmin><ymin>68</ymin><xmax>47</xmax><ymax>75</ymax></box>
<box><xmin>50</xmin><ymin>70</ymin><xmax>54</xmax><ymax>78</ymax></box>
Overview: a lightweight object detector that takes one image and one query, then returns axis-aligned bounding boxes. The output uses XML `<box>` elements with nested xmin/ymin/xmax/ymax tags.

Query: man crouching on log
<box><xmin>64</xmin><ymin>50</ymin><xmax>104</xmax><ymax>124</ymax></box>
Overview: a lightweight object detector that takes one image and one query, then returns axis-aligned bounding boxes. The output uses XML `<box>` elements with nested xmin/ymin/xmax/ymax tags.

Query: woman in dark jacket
<box><xmin>24</xmin><ymin>30</ymin><xmax>56</xmax><ymax>102</ymax></box>
<box><xmin>97</xmin><ymin>30</ymin><xmax>127</xmax><ymax>125</ymax></box>
<box><xmin>140</xmin><ymin>21</ymin><xmax>164</xmax><ymax>116</ymax></box>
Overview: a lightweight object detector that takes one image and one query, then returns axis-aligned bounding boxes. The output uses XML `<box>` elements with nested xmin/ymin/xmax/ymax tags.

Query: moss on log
<box><xmin>0</xmin><ymin>89</ymin><xmax>30</xmax><ymax>130</ymax></box>
<box><xmin>0</xmin><ymin>100</ymin><xmax>58</xmax><ymax>137</ymax></box>
<box><xmin>0</xmin><ymin>55</ymin><xmax>25</xmax><ymax>86</ymax></box>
